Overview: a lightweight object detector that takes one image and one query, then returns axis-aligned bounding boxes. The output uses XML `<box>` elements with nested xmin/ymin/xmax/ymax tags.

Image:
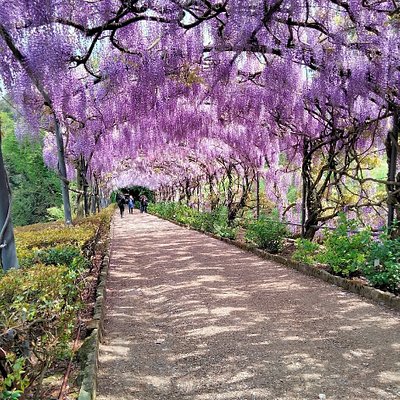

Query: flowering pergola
<box><xmin>0</xmin><ymin>0</ymin><xmax>399</xmax><ymax>269</ymax></box>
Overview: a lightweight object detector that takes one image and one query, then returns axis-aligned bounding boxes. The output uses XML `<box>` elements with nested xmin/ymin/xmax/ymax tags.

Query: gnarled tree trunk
<box><xmin>386</xmin><ymin>106</ymin><xmax>400</xmax><ymax>237</ymax></box>
<box><xmin>0</xmin><ymin>136</ymin><xmax>18</xmax><ymax>271</ymax></box>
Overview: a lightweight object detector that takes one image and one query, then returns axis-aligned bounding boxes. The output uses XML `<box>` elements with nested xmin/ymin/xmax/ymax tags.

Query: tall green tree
<box><xmin>1</xmin><ymin>105</ymin><xmax>62</xmax><ymax>226</ymax></box>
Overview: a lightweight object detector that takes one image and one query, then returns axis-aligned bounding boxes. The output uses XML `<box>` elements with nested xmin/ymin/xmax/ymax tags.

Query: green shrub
<box><xmin>34</xmin><ymin>245</ymin><xmax>89</xmax><ymax>272</ymax></box>
<box><xmin>148</xmin><ymin>202</ymin><xmax>178</xmax><ymax>220</ymax></box>
<box><xmin>36</xmin><ymin>245</ymin><xmax>80</xmax><ymax>265</ymax></box>
<box><xmin>186</xmin><ymin>208</ymin><xmax>221</xmax><ymax>234</ymax></box>
<box><xmin>1</xmin><ymin>355</ymin><xmax>29</xmax><ymax>399</ymax></box>
<box><xmin>46</xmin><ymin>206</ymin><xmax>65</xmax><ymax>221</ymax></box>
<box><xmin>149</xmin><ymin>203</ymin><xmax>238</xmax><ymax>239</ymax></box>
<box><xmin>0</xmin><ymin>264</ymin><xmax>80</xmax><ymax>396</ymax></box>
<box><xmin>210</xmin><ymin>207</ymin><xmax>237</xmax><ymax>239</ymax></box>
<box><xmin>317</xmin><ymin>213</ymin><xmax>372</xmax><ymax>277</ymax></box>
<box><xmin>201</xmin><ymin>212</ymin><xmax>216</xmax><ymax>233</ymax></box>
<box><xmin>150</xmin><ymin>202</ymin><xmax>200</xmax><ymax>226</ymax></box>
<box><xmin>213</xmin><ymin>223</ymin><xmax>237</xmax><ymax>239</ymax></box>
<box><xmin>292</xmin><ymin>238</ymin><xmax>320</xmax><ymax>265</ymax></box>
<box><xmin>363</xmin><ymin>234</ymin><xmax>400</xmax><ymax>293</ymax></box>
<box><xmin>174</xmin><ymin>204</ymin><xmax>200</xmax><ymax>226</ymax></box>
<box><xmin>245</xmin><ymin>214</ymin><xmax>288</xmax><ymax>253</ymax></box>
<box><xmin>186</xmin><ymin>210</ymin><xmax>212</xmax><ymax>231</ymax></box>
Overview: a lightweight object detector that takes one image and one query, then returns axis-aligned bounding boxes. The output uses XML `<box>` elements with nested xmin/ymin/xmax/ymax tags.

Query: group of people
<box><xmin>116</xmin><ymin>193</ymin><xmax>149</xmax><ymax>218</ymax></box>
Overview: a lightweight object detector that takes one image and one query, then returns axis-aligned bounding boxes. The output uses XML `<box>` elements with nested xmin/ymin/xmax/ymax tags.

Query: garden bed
<box><xmin>0</xmin><ymin>206</ymin><xmax>114</xmax><ymax>400</ymax></box>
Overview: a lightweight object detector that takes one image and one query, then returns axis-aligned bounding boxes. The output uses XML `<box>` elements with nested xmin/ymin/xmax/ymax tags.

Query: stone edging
<box><xmin>77</xmin><ymin>238</ymin><xmax>111</xmax><ymax>399</ymax></box>
<box><xmin>154</xmin><ymin>214</ymin><xmax>400</xmax><ymax>312</ymax></box>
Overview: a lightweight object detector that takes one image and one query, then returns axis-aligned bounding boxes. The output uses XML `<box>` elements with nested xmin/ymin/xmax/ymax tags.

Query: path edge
<box><xmin>77</xmin><ymin>219</ymin><xmax>113</xmax><ymax>400</ymax></box>
<box><xmin>153</xmin><ymin>214</ymin><xmax>400</xmax><ymax>312</ymax></box>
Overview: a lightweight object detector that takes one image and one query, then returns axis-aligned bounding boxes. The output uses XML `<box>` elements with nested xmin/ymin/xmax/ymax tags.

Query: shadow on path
<box><xmin>97</xmin><ymin>211</ymin><xmax>400</xmax><ymax>400</ymax></box>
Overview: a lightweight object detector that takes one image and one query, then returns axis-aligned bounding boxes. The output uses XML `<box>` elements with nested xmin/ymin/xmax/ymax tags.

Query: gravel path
<box><xmin>97</xmin><ymin>211</ymin><xmax>400</xmax><ymax>400</ymax></box>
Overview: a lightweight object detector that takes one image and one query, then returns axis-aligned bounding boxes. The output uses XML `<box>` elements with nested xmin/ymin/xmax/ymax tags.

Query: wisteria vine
<box><xmin>1</xmin><ymin>0</ymin><xmax>400</xmax><ymax>267</ymax></box>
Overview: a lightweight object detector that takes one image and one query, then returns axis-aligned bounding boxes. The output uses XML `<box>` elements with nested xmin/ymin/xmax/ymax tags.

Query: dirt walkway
<box><xmin>97</xmin><ymin>211</ymin><xmax>400</xmax><ymax>400</ymax></box>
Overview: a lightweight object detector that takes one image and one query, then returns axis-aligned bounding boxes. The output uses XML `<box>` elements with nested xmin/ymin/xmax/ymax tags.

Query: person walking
<box><xmin>139</xmin><ymin>194</ymin><xmax>148</xmax><ymax>213</ymax></box>
<box><xmin>128</xmin><ymin>195</ymin><xmax>135</xmax><ymax>214</ymax></box>
<box><xmin>116</xmin><ymin>193</ymin><xmax>125</xmax><ymax>218</ymax></box>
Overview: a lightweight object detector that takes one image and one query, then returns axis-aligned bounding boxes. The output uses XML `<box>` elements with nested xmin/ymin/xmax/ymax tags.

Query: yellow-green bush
<box><xmin>16</xmin><ymin>225</ymin><xmax>96</xmax><ymax>251</ymax></box>
<box><xmin>0</xmin><ymin>263</ymin><xmax>76</xmax><ymax>307</ymax></box>
<box><xmin>14</xmin><ymin>205</ymin><xmax>115</xmax><ymax>267</ymax></box>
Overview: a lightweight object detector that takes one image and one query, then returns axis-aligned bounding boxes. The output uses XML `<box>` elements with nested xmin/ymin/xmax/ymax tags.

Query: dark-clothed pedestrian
<box><xmin>139</xmin><ymin>194</ymin><xmax>148</xmax><ymax>213</ymax></box>
<box><xmin>117</xmin><ymin>193</ymin><xmax>125</xmax><ymax>218</ymax></box>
